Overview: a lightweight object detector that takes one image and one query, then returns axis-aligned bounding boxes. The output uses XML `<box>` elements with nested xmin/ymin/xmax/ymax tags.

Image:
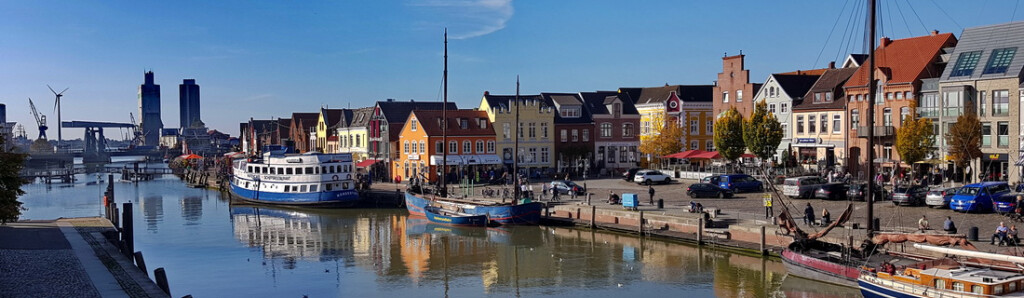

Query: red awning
<box><xmin>355</xmin><ymin>159</ymin><xmax>381</xmax><ymax>168</ymax></box>
<box><xmin>740</xmin><ymin>153</ymin><xmax>756</xmax><ymax>158</ymax></box>
<box><xmin>663</xmin><ymin>150</ymin><xmax>706</xmax><ymax>159</ymax></box>
<box><xmin>690</xmin><ymin>151</ymin><xmax>721</xmax><ymax>159</ymax></box>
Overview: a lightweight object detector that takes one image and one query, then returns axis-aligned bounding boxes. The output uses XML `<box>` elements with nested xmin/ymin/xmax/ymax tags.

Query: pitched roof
<box><xmin>377</xmin><ymin>100</ymin><xmax>458</xmax><ymax>123</ymax></box>
<box><xmin>793</xmin><ymin>67</ymin><xmax>858</xmax><ymax>110</ymax></box>
<box><xmin>579</xmin><ymin>91</ymin><xmax>639</xmax><ymax>116</ymax></box>
<box><xmin>845</xmin><ymin>32</ymin><xmax>957</xmax><ymax>88</ymax></box>
<box><xmin>410</xmin><ymin>109</ymin><xmax>495</xmax><ymax>136</ymax></box>
<box><xmin>277</xmin><ymin>118</ymin><xmax>292</xmax><ymax>137</ymax></box>
<box><xmin>619</xmin><ymin>85</ymin><xmax>714</xmax><ymax>105</ymax></box>
<box><xmin>940</xmin><ymin>21</ymin><xmax>1024</xmax><ymax>81</ymax></box>
<box><xmin>482</xmin><ymin>93</ymin><xmax>547</xmax><ymax>110</ymax></box>
<box><xmin>349</xmin><ymin>107</ymin><xmax>373</xmax><ymax>127</ymax></box>
<box><xmin>290</xmin><ymin>112</ymin><xmax>319</xmax><ymax>129</ymax></box>
<box><xmin>541</xmin><ymin>93</ymin><xmax>592</xmax><ymax>124</ymax></box>
<box><xmin>777</xmin><ymin>68</ymin><xmax>830</xmax><ymax>76</ymax></box>
<box><xmin>321</xmin><ymin>108</ymin><xmax>350</xmax><ymax>128</ymax></box>
<box><xmin>773</xmin><ymin>74</ymin><xmax>822</xmax><ymax>100</ymax></box>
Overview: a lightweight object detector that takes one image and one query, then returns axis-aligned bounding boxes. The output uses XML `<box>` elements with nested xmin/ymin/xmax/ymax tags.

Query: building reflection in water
<box><xmin>180</xmin><ymin>196</ymin><xmax>203</xmax><ymax>225</ymax></box>
<box><xmin>141</xmin><ymin>195</ymin><xmax>163</xmax><ymax>232</ymax></box>
<box><xmin>227</xmin><ymin>205</ymin><xmax>829</xmax><ymax>296</ymax></box>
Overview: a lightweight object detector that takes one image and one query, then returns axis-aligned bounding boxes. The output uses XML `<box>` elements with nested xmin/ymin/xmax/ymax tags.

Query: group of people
<box><xmin>991</xmin><ymin>222</ymin><xmax>1020</xmax><ymax>246</ymax></box>
<box><xmin>802</xmin><ymin>203</ymin><xmax>831</xmax><ymax>226</ymax></box>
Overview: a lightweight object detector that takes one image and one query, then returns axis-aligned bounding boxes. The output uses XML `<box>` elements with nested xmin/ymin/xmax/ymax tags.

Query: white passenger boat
<box><xmin>230</xmin><ymin>152</ymin><xmax>360</xmax><ymax>207</ymax></box>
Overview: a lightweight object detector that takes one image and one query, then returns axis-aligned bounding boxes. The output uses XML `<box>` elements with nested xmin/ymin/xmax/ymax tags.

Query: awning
<box><xmin>462</xmin><ymin>155</ymin><xmax>501</xmax><ymax>164</ymax></box>
<box><xmin>355</xmin><ymin>159</ymin><xmax>381</xmax><ymax>168</ymax></box>
<box><xmin>663</xmin><ymin>150</ymin><xmax>706</xmax><ymax>159</ymax></box>
<box><xmin>430</xmin><ymin>155</ymin><xmax>465</xmax><ymax>166</ymax></box>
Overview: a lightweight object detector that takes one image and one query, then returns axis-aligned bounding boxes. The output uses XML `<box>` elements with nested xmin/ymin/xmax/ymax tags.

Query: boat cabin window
<box><xmin>300</xmin><ymin>185</ymin><xmax>307</xmax><ymax>192</ymax></box>
<box><xmin>953</xmin><ymin>282</ymin><xmax>965</xmax><ymax>292</ymax></box>
<box><xmin>321</xmin><ymin>166</ymin><xmax>327</xmax><ymax>173</ymax></box>
<box><xmin>314</xmin><ymin>167</ymin><xmax>320</xmax><ymax>174</ymax></box>
<box><xmin>342</xmin><ymin>182</ymin><xmax>350</xmax><ymax>189</ymax></box>
<box><xmin>326</xmin><ymin>183</ymin><xmax>333</xmax><ymax>191</ymax></box>
<box><xmin>310</xmin><ymin>185</ymin><xmax>318</xmax><ymax>192</ymax></box>
<box><xmin>329</xmin><ymin>165</ymin><xmax>336</xmax><ymax>174</ymax></box>
<box><xmin>934</xmin><ymin>279</ymin><xmax>945</xmax><ymax>289</ymax></box>
<box><xmin>1010</xmin><ymin>282</ymin><xmax>1017</xmax><ymax>292</ymax></box>
<box><xmin>972</xmin><ymin>285</ymin><xmax>983</xmax><ymax>294</ymax></box>
<box><xmin>284</xmin><ymin>185</ymin><xmax>291</xmax><ymax>192</ymax></box>
<box><xmin>247</xmin><ymin>166</ymin><xmax>253</xmax><ymax>172</ymax></box>
<box><xmin>287</xmin><ymin>168</ymin><xmax>294</xmax><ymax>175</ymax></box>
<box><xmin>995</xmin><ymin>284</ymin><xmax>1004</xmax><ymax>295</ymax></box>
<box><xmin>245</xmin><ymin>182</ymin><xmax>249</xmax><ymax>188</ymax></box>
<box><xmin>306</xmin><ymin>167</ymin><xmax>314</xmax><ymax>174</ymax></box>
<box><xmin>296</xmin><ymin>168</ymin><xmax>303</xmax><ymax>174</ymax></box>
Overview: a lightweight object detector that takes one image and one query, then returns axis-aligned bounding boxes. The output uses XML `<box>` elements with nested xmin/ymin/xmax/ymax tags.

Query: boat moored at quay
<box><xmin>229</xmin><ymin>152</ymin><xmax>360</xmax><ymax>207</ymax></box>
<box><xmin>859</xmin><ymin>244</ymin><xmax>1024</xmax><ymax>297</ymax></box>
<box><xmin>404</xmin><ymin>190</ymin><xmax>543</xmax><ymax>225</ymax></box>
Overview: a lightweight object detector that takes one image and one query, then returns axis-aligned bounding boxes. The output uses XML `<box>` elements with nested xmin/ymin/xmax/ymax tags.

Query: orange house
<box><xmin>392</xmin><ymin>109</ymin><xmax>499</xmax><ymax>183</ymax></box>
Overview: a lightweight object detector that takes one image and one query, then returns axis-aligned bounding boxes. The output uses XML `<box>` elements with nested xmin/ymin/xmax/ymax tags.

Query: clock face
<box><xmin>504</xmin><ymin>152</ymin><xmax>512</xmax><ymax>159</ymax></box>
<box><xmin>669</xmin><ymin>101</ymin><xmax>678</xmax><ymax>109</ymax></box>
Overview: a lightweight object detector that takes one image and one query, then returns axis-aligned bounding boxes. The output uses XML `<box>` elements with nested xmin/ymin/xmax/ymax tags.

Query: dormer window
<box><xmin>478</xmin><ymin>118</ymin><xmax>487</xmax><ymax>129</ymax></box>
<box><xmin>560</xmin><ymin>107</ymin><xmax>581</xmax><ymax>118</ymax></box>
<box><xmin>460</xmin><ymin>118</ymin><xmax>468</xmax><ymax>129</ymax></box>
<box><xmin>613</xmin><ymin>103</ymin><xmax>622</xmax><ymax>117</ymax></box>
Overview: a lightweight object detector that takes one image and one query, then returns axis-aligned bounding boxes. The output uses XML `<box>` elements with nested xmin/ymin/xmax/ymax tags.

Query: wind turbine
<box><xmin>48</xmin><ymin>85</ymin><xmax>68</xmax><ymax>150</ymax></box>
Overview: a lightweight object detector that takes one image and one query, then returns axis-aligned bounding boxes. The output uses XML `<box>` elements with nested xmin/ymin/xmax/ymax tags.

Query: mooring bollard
<box><xmin>576</xmin><ymin>208</ymin><xmax>581</xmax><ymax>220</ymax></box>
<box><xmin>698</xmin><ymin>217</ymin><xmax>704</xmax><ymax>245</ymax></box>
<box><xmin>121</xmin><ymin>202</ymin><xmax>134</xmax><ymax>257</ymax></box>
<box><xmin>638</xmin><ymin>211</ymin><xmax>644</xmax><ymax>235</ymax></box>
<box><xmin>154</xmin><ymin>267</ymin><xmax>170</xmax><ymax>295</ymax></box>
<box><xmin>134</xmin><ymin>251</ymin><xmax>148</xmax><ymax>276</ymax></box>
<box><xmin>760</xmin><ymin>226</ymin><xmax>766</xmax><ymax>255</ymax></box>
<box><xmin>590</xmin><ymin>206</ymin><xmax>596</xmax><ymax>229</ymax></box>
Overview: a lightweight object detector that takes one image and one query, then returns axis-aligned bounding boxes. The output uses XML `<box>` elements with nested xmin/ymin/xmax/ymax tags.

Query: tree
<box><xmin>743</xmin><ymin>101</ymin><xmax>784</xmax><ymax>162</ymax></box>
<box><xmin>714</xmin><ymin>106</ymin><xmax>746</xmax><ymax>163</ymax></box>
<box><xmin>895</xmin><ymin>104</ymin><xmax>934</xmax><ymax>166</ymax></box>
<box><xmin>0</xmin><ymin>137</ymin><xmax>27</xmax><ymax>223</ymax></box>
<box><xmin>945</xmin><ymin>103</ymin><xmax>982</xmax><ymax>182</ymax></box>
<box><xmin>638</xmin><ymin>112</ymin><xmax>684</xmax><ymax>164</ymax></box>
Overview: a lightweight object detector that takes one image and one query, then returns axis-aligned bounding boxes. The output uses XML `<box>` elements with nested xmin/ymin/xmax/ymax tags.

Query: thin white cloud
<box><xmin>410</xmin><ymin>0</ymin><xmax>514</xmax><ymax>39</ymax></box>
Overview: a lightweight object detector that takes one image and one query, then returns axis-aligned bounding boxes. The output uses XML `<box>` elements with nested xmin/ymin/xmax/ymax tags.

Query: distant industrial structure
<box><xmin>138</xmin><ymin>71</ymin><xmax>162</xmax><ymax>147</ymax></box>
<box><xmin>179</xmin><ymin>79</ymin><xmax>201</xmax><ymax>128</ymax></box>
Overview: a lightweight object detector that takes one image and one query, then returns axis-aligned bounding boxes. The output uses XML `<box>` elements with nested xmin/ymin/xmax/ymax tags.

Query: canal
<box><xmin>19</xmin><ymin>173</ymin><xmax>858</xmax><ymax>297</ymax></box>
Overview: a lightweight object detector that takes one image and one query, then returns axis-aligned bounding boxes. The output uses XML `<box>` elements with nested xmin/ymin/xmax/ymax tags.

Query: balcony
<box><xmin>857</xmin><ymin>126</ymin><xmax>894</xmax><ymax>138</ymax></box>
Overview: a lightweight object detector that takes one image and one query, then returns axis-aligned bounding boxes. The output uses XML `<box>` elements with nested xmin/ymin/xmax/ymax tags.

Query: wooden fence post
<box><xmin>590</xmin><ymin>206</ymin><xmax>596</xmax><ymax>229</ymax></box>
<box><xmin>760</xmin><ymin>225</ymin><xmax>766</xmax><ymax>255</ymax></box>
<box><xmin>638</xmin><ymin>211</ymin><xmax>644</xmax><ymax>235</ymax></box>
<box><xmin>154</xmin><ymin>268</ymin><xmax>170</xmax><ymax>295</ymax></box>
<box><xmin>698</xmin><ymin>217</ymin><xmax>704</xmax><ymax>245</ymax></box>
<box><xmin>134</xmin><ymin>251</ymin><xmax>148</xmax><ymax>276</ymax></box>
<box><xmin>121</xmin><ymin>202</ymin><xmax>134</xmax><ymax>257</ymax></box>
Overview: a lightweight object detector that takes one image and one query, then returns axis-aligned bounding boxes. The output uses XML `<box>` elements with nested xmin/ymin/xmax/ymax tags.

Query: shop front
<box><xmin>981</xmin><ymin>153</ymin><xmax>1009</xmax><ymax>181</ymax></box>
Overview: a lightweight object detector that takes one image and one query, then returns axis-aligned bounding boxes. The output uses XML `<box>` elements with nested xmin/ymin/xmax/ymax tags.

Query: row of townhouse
<box><xmin>715</xmin><ymin>22</ymin><xmax>1024</xmax><ymax>183</ymax></box>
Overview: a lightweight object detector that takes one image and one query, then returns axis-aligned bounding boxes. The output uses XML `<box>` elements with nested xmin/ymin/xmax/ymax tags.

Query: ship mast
<box><xmin>442</xmin><ymin>28</ymin><xmax>449</xmax><ymax>194</ymax></box>
<box><xmin>866</xmin><ymin>0</ymin><xmax>878</xmax><ymax>236</ymax></box>
<box><xmin>513</xmin><ymin>77</ymin><xmax>520</xmax><ymax>201</ymax></box>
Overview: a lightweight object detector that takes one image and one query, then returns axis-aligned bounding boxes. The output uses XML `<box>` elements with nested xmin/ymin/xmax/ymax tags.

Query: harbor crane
<box><xmin>129</xmin><ymin>113</ymin><xmax>145</xmax><ymax>146</ymax></box>
<box><xmin>28</xmin><ymin>98</ymin><xmax>48</xmax><ymax>140</ymax></box>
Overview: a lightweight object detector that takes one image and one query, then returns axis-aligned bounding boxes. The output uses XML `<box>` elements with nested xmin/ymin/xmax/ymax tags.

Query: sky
<box><xmin>1</xmin><ymin>0</ymin><xmax>1021</xmax><ymax>139</ymax></box>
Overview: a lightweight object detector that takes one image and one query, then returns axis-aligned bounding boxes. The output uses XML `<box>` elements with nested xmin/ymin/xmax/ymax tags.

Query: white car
<box><xmin>633</xmin><ymin>170</ymin><xmax>671</xmax><ymax>185</ymax></box>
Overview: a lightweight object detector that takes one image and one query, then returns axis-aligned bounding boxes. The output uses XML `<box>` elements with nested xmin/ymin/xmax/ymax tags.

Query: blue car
<box><xmin>717</xmin><ymin>174</ymin><xmax>764</xmax><ymax>193</ymax></box>
<box><xmin>950</xmin><ymin>182</ymin><xmax>1011</xmax><ymax>213</ymax></box>
<box><xmin>993</xmin><ymin>193</ymin><xmax>1021</xmax><ymax>214</ymax></box>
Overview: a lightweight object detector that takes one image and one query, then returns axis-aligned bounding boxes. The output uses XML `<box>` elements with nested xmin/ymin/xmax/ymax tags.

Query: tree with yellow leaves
<box><xmin>895</xmin><ymin>103</ymin><xmax>934</xmax><ymax>166</ymax></box>
<box><xmin>714</xmin><ymin>107</ymin><xmax>746</xmax><ymax>162</ymax></box>
<box><xmin>638</xmin><ymin>112</ymin><xmax>684</xmax><ymax>164</ymax></box>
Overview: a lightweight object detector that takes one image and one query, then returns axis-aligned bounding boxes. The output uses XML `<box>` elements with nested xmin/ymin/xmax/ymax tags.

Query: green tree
<box><xmin>743</xmin><ymin>101</ymin><xmax>783</xmax><ymax>161</ymax></box>
<box><xmin>0</xmin><ymin>137</ymin><xmax>27</xmax><ymax>223</ymax></box>
<box><xmin>895</xmin><ymin>104</ymin><xmax>934</xmax><ymax>166</ymax></box>
<box><xmin>714</xmin><ymin>106</ymin><xmax>746</xmax><ymax>163</ymax></box>
<box><xmin>945</xmin><ymin>103</ymin><xmax>983</xmax><ymax>181</ymax></box>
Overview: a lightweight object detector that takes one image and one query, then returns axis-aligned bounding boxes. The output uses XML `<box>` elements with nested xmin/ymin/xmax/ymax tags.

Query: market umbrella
<box><xmin>179</xmin><ymin>154</ymin><xmax>203</xmax><ymax>160</ymax></box>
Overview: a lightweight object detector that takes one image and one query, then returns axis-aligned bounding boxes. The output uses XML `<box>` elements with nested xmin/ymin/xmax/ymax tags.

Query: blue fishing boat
<box><xmin>229</xmin><ymin>152</ymin><xmax>360</xmax><ymax>207</ymax></box>
<box><xmin>423</xmin><ymin>205</ymin><xmax>488</xmax><ymax>226</ymax></box>
<box><xmin>405</xmin><ymin>192</ymin><xmax>543</xmax><ymax>225</ymax></box>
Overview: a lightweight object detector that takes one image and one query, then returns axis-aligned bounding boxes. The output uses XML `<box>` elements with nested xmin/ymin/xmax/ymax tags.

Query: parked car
<box><xmin>550</xmin><ymin>180</ymin><xmax>585</xmax><ymax>195</ymax></box>
<box><xmin>717</xmin><ymin>174</ymin><xmax>764</xmax><ymax>193</ymax></box>
<box><xmin>891</xmin><ymin>185</ymin><xmax>928</xmax><ymax>206</ymax></box>
<box><xmin>701</xmin><ymin>175</ymin><xmax>720</xmax><ymax>184</ymax></box>
<box><xmin>993</xmin><ymin>193</ymin><xmax>1020</xmax><ymax>214</ymax></box>
<box><xmin>815</xmin><ymin>183</ymin><xmax>848</xmax><ymax>200</ymax></box>
<box><xmin>925</xmin><ymin>187</ymin><xmax>958</xmax><ymax>208</ymax></box>
<box><xmin>783</xmin><ymin>176</ymin><xmax>825</xmax><ymax>199</ymax></box>
<box><xmin>634</xmin><ymin>170</ymin><xmax>671</xmax><ymax>185</ymax></box>
<box><xmin>622</xmin><ymin>168</ymin><xmax>642</xmax><ymax>181</ymax></box>
<box><xmin>846</xmin><ymin>183</ymin><xmax>887</xmax><ymax>201</ymax></box>
<box><xmin>950</xmin><ymin>182</ymin><xmax>1011</xmax><ymax>213</ymax></box>
<box><xmin>686</xmin><ymin>183</ymin><xmax>734</xmax><ymax>198</ymax></box>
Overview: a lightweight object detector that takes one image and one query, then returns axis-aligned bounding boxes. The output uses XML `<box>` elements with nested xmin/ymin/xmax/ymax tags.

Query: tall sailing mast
<box><xmin>513</xmin><ymin>77</ymin><xmax>520</xmax><ymax>200</ymax></box>
<box><xmin>866</xmin><ymin>0</ymin><xmax>878</xmax><ymax>236</ymax></box>
<box><xmin>442</xmin><ymin>28</ymin><xmax>449</xmax><ymax>194</ymax></box>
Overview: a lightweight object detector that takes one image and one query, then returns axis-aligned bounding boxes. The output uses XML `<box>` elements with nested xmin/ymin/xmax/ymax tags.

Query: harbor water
<box><xmin>18</xmin><ymin>172</ymin><xmax>858</xmax><ymax>297</ymax></box>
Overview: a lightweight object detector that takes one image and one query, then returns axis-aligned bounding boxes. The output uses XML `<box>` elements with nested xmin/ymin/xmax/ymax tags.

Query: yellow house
<box><xmin>336</xmin><ymin>107</ymin><xmax>372</xmax><ymax>161</ymax></box>
<box><xmin>315</xmin><ymin>108</ymin><xmax>348</xmax><ymax>153</ymax></box>
<box><xmin>479</xmin><ymin>92</ymin><xmax>556</xmax><ymax>173</ymax></box>
<box><xmin>622</xmin><ymin>85</ymin><xmax>715</xmax><ymax>160</ymax></box>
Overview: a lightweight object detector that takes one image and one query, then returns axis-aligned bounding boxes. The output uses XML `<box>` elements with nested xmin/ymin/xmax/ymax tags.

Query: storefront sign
<box><xmin>796</xmin><ymin>138</ymin><xmax>820</xmax><ymax>144</ymax></box>
<box><xmin>408</xmin><ymin>154</ymin><xmax>419</xmax><ymax>160</ymax></box>
<box><xmin>986</xmin><ymin>153</ymin><xmax>1008</xmax><ymax>161</ymax></box>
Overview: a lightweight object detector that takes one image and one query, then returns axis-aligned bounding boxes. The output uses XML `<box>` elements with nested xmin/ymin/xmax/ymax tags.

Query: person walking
<box><xmin>803</xmin><ymin>203</ymin><xmax>815</xmax><ymax>226</ymax></box>
<box><xmin>648</xmin><ymin>185</ymin><xmax>656</xmax><ymax>205</ymax></box>
<box><xmin>763</xmin><ymin>193</ymin><xmax>773</xmax><ymax>219</ymax></box>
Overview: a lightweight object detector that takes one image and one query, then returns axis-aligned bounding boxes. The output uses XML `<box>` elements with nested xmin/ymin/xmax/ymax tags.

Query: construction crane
<box><xmin>129</xmin><ymin>113</ymin><xmax>144</xmax><ymax>146</ymax></box>
<box><xmin>28</xmin><ymin>98</ymin><xmax>47</xmax><ymax>140</ymax></box>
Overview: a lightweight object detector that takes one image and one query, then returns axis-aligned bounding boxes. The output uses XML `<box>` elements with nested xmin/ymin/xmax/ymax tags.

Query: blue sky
<box><xmin>1</xmin><ymin>0</ymin><xmax>1020</xmax><ymax>139</ymax></box>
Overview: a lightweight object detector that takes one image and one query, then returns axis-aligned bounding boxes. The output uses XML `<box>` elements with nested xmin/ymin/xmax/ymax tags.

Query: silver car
<box><xmin>925</xmin><ymin>187</ymin><xmax>958</xmax><ymax>208</ymax></box>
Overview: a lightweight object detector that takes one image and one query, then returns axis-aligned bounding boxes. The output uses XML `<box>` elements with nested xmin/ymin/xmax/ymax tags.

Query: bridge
<box><xmin>62</xmin><ymin>121</ymin><xmax>138</xmax><ymax>163</ymax></box>
<box><xmin>21</xmin><ymin>166</ymin><xmax>174</xmax><ymax>183</ymax></box>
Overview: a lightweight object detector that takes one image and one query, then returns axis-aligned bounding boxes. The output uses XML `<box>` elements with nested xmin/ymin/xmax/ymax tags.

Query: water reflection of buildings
<box><xmin>231</xmin><ymin>207</ymin><xmax>354</xmax><ymax>261</ymax></box>
<box><xmin>141</xmin><ymin>195</ymin><xmax>163</xmax><ymax>232</ymax></box>
<box><xmin>180</xmin><ymin>196</ymin><xmax>202</xmax><ymax>225</ymax></box>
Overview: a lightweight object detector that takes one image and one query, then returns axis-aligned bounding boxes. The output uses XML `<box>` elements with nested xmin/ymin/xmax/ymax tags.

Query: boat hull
<box><xmin>424</xmin><ymin>207</ymin><xmax>488</xmax><ymax>227</ymax></box>
<box><xmin>781</xmin><ymin>248</ymin><xmax>860</xmax><ymax>288</ymax></box>
<box><xmin>858</xmin><ymin>276</ymin><xmax>927</xmax><ymax>298</ymax></box>
<box><xmin>230</xmin><ymin>184</ymin><xmax>360</xmax><ymax>207</ymax></box>
<box><xmin>405</xmin><ymin>192</ymin><xmax>543</xmax><ymax>225</ymax></box>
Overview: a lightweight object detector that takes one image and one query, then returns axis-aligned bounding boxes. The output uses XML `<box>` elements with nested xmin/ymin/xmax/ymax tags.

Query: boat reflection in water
<box><xmin>227</xmin><ymin>204</ymin><xmax>836</xmax><ymax>297</ymax></box>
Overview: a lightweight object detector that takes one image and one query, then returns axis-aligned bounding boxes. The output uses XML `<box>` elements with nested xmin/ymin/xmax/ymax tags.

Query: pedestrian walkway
<box><xmin>0</xmin><ymin>218</ymin><xmax>168</xmax><ymax>298</ymax></box>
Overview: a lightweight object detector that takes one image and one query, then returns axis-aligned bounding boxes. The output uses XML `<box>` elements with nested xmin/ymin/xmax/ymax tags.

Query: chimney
<box><xmin>930</xmin><ymin>30</ymin><xmax>939</xmax><ymax>36</ymax></box>
<box><xmin>880</xmin><ymin>37</ymin><xmax>892</xmax><ymax>48</ymax></box>
<box><xmin>483</xmin><ymin>91</ymin><xmax>489</xmax><ymax>96</ymax></box>
<box><xmin>829</xmin><ymin>61</ymin><xmax>836</xmax><ymax>69</ymax></box>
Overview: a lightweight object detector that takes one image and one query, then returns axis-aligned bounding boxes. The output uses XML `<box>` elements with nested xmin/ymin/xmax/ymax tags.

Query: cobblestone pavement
<box><xmin>378</xmin><ymin>176</ymin><xmax>1024</xmax><ymax>252</ymax></box>
<box><xmin>0</xmin><ymin>221</ymin><xmax>103</xmax><ymax>298</ymax></box>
